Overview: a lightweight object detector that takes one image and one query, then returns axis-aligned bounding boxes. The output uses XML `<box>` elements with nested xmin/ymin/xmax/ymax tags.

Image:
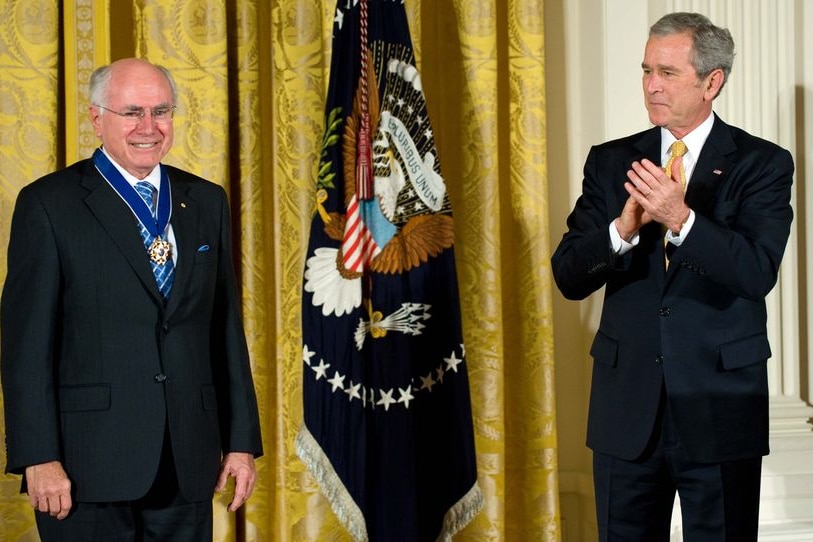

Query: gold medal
<box><xmin>148</xmin><ymin>237</ymin><xmax>172</xmax><ymax>265</ymax></box>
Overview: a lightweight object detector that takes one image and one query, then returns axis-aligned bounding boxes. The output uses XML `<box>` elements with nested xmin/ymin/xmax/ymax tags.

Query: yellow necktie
<box><xmin>664</xmin><ymin>140</ymin><xmax>687</xmax><ymax>190</ymax></box>
<box><xmin>664</xmin><ymin>140</ymin><xmax>687</xmax><ymax>268</ymax></box>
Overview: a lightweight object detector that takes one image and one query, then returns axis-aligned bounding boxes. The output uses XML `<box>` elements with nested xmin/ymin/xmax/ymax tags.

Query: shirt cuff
<box><xmin>665</xmin><ymin>209</ymin><xmax>696</xmax><ymax>246</ymax></box>
<box><xmin>609</xmin><ymin>222</ymin><xmax>639</xmax><ymax>255</ymax></box>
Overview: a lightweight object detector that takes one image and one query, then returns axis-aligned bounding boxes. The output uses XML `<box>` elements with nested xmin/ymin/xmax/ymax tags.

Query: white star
<box><xmin>328</xmin><ymin>371</ymin><xmax>346</xmax><ymax>392</ymax></box>
<box><xmin>345</xmin><ymin>381</ymin><xmax>362</xmax><ymax>401</ymax></box>
<box><xmin>444</xmin><ymin>351</ymin><xmax>463</xmax><ymax>373</ymax></box>
<box><xmin>302</xmin><ymin>345</ymin><xmax>316</xmax><ymax>366</ymax></box>
<box><xmin>311</xmin><ymin>359</ymin><xmax>330</xmax><ymax>380</ymax></box>
<box><xmin>398</xmin><ymin>386</ymin><xmax>415</xmax><ymax>408</ymax></box>
<box><xmin>334</xmin><ymin>8</ymin><xmax>344</xmax><ymax>29</ymax></box>
<box><xmin>377</xmin><ymin>388</ymin><xmax>396</xmax><ymax>411</ymax></box>
<box><xmin>424</xmin><ymin>127</ymin><xmax>433</xmax><ymax>140</ymax></box>
<box><xmin>414</xmin><ymin>201</ymin><xmax>424</xmax><ymax>212</ymax></box>
<box><xmin>365</xmin><ymin>387</ymin><xmax>375</xmax><ymax>409</ymax></box>
<box><xmin>419</xmin><ymin>372</ymin><xmax>437</xmax><ymax>392</ymax></box>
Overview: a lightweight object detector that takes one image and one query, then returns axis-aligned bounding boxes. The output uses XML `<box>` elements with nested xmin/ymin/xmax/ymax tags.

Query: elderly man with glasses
<box><xmin>1</xmin><ymin>58</ymin><xmax>263</xmax><ymax>542</ymax></box>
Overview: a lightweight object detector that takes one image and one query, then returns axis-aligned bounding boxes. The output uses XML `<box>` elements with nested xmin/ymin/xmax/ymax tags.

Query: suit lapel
<box><xmin>686</xmin><ymin>114</ymin><xmax>735</xmax><ymax>216</ymax></box>
<box><xmin>82</xmin><ymin>163</ymin><xmax>163</xmax><ymax>304</ymax></box>
<box><xmin>632</xmin><ymin>129</ymin><xmax>665</xmax><ymax>242</ymax></box>
<box><xmin>631</xmin><ymin>128</ymin><xmax>671</xmax><ymax>284</ymax></box>
<box><xmin>663</xmin><ymin>115</ymin><xmax>735</xmax><ymax>286</ymax></box>
<box><xmin>164</xmin><ymin>174</ymin><xmax>198</xmax><ymax>316</ymax></box>
<box><xmin>632</xmin><ymin>127</ymin><xmax>662</xmax><ymax>163</ymax></box>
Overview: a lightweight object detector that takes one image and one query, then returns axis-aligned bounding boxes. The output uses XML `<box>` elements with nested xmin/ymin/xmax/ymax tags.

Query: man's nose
<box><xmin>136</xmin><ymin>111</ymin><xmax>157</xmax><ymax>131</ymax></box>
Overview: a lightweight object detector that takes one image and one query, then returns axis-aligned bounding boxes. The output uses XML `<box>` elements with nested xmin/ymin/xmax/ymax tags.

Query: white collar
<box><xmin>660</xmin><ymin>112</ymin><xmax>715</xmax><ymax>163</ymax></box>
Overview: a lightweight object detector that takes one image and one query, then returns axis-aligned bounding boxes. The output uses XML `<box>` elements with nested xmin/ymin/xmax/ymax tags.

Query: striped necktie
<box><xmin>134</xmin><ymin>181</ymin><xmax>175</xmax><ymax>300</ymax></box>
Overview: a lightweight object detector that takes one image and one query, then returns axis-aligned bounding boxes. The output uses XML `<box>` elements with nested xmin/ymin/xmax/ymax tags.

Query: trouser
<box><xmin>593</xmin><ymin>400</ymin><xmax>762</xmax><ymax>541</ymax></box>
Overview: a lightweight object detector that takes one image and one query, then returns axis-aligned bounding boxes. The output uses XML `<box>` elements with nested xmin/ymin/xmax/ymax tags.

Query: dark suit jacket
<box><xmin>551</xmin><ymin>115</ymin><xmax>793</xmax><ymax>463</ymax></box>
<box><xmin>1</xmin><ymin>157</ymin><xmax>263</xmax><ymax>502</ymax></box>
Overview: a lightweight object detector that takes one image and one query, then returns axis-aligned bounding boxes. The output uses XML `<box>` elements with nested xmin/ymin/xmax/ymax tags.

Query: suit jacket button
<box><xmin>655</xmin><ymin>354</ymin><xmax>664</xmax><ymax>364</ymax></box>
<box><xmin>154</xmin><ymin>373</ymin><xmax>167</xmax><ymax>383</ymax></box>
<box><xmin>659</xmin><ymin>307</ymin><xmax>671</xmax><ymax>317</ymax></box>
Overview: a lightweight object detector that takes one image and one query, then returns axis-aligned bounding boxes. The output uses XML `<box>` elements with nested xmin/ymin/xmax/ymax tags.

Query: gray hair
<box><xmin>89</xmin><ymin>61</ymin><xmax>178</xmax><ymax>108</ymax></box>
<box><xmin>650</xmin><ymin>12</ymin><xmax>735</xmax><ymax>95</ymax></box>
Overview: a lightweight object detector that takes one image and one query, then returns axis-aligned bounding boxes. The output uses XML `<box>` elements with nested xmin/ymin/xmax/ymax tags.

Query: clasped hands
<box><xmin>615</xmin><ymin>158</ymin><xmax>691</xmax><ymax>242</ymax></box>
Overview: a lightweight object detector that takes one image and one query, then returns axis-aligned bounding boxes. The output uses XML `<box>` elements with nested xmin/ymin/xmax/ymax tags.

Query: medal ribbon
<box><xmin>93</xmin><ymin>148</ymin><xmax>172</xmax><ymax>238</ymax></box>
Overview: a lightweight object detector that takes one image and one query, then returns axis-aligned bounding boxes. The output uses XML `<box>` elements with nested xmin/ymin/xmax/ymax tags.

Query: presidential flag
<box><xmin>296</xmin><ymin>0</ymin><xmax>483</xmax><ymax>540</ymax></box>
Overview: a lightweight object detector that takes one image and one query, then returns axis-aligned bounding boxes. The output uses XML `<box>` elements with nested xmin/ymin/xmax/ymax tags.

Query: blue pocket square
<box><xmin>197</xmin><ymin>245</ymin><xmax>210</xmax><ymax>252</ymax></box>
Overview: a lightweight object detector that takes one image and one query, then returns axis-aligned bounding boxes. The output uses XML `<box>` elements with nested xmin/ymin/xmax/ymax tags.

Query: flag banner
<box><xmin>296</xmin><ymin>0</ymin><xmax>483</xmax><ymax>540</ymax></box>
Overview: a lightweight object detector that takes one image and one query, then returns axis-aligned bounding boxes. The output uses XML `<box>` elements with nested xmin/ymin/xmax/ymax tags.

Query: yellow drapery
<box><xmin>0</xmin><ymin>1</ymin><xmax>558</xmax><ymax>540</ymax></box>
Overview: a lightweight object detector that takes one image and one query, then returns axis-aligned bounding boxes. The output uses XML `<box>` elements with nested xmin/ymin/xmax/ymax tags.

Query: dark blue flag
<box><xmin>296</xmin><ymin>0</ymin><xmax>483</xmax><ymax>540</ymax></box>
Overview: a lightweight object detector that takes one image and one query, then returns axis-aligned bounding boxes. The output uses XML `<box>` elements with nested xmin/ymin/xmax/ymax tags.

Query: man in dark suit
<box><xmin>1</xmin><ymin>58</ymin><xmax>263</xmax><ymax>541</ymax></box>
<box><xmin>552</xmin><ymin>12</ymin><xmax>793</xmax><ymax>541</ymax></box>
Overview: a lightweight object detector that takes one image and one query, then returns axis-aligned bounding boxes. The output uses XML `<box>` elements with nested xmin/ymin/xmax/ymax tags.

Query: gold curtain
<box><xmin>0</xmin><ymin>1</ymin><xmax>558</xmax><ymax>540</ymax></box>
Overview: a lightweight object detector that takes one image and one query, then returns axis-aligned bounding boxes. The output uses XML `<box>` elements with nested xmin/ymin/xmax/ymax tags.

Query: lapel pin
<box><xmin>180</xmin><ymin>202</ymin><xmax>187</xmax><ymax>208</ymax></box>
<box><xmin>713</xmin><ymin>169</ymin><xmax>723</xmax><ymax>175</ymax></box>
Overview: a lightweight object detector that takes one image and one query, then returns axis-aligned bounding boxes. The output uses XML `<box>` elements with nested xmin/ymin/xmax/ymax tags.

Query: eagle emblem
<box><xmin>304</xmin><ymin>44</ymin><xmax>455</xmax><ymax>345</ymax></box>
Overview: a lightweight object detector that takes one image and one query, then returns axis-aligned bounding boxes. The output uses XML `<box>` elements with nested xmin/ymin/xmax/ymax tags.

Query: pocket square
<box><xmin>197</xmin><ymin>244</ymin><xmax>210</xmax><ymax>252</ymax></box>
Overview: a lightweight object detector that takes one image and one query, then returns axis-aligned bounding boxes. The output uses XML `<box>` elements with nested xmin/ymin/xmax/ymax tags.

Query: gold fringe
<box><xmin>295</xmin><ymin>427</ymin><xmax>369</xmax><ymax>542</ymax></box>
<box><xmin>297</xmin><ymin>426</ymin><xmax>484</xmax><ymax>542</ymax></box>
<box><xmin>436</xmin><ymin>481</ymin><xmax>485</xmax><ymax>542</ymax></box>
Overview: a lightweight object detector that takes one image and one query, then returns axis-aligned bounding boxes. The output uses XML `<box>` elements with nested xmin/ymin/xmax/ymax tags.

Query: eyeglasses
<box><xmin>95</xmin><ymin>104</ymin><xmax>176</xmax><ymax>124</ymax></box>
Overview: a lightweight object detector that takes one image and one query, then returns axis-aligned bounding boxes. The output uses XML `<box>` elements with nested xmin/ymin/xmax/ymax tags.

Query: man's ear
<box><xmin>89</xmin><ymin>105</ymin><xmax>102</xmax><ymax>136</ymax></box>
<box><xmin>705</xmin><ymin>68</ymin><xmax>725</xmax><ymax>100</ymax></box>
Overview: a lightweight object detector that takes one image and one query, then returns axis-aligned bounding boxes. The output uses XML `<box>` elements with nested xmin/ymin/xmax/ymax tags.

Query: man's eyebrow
<box><xmin>121</xmin><ymin>102</ymin><xmax>172</xmax><ymax>110</ymax></box>
<box><xmin>641</xmin><ymin>62</ymin><xmax>682</xmax><ymax>72</ymax></box>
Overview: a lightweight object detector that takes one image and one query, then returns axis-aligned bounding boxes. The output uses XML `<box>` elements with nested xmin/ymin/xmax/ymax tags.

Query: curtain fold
<box><xmin>0</xmin><ymin>1</ymin><xmax>559</xmax><ymax>540</ymax></box>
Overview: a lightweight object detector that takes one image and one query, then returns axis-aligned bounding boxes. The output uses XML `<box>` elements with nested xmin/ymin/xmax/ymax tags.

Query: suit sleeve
<box><xmin>1</xmin><ymin>185</ymin><xmax>63</xmax><ymax>474</ymax></box>
<box><xmin>551</xmin><ymin>145</ymin><xmax>626</xmax><ymax>300</ymax></box>
<box><xmin>210</xmin><ymin>186</ymin><xmax>264</xmax><ymax>458</ymax></box>
<box><xmin>677</xmin><ymin>146</ymin><xmax>794</xmax><ymax>300</ymax></box>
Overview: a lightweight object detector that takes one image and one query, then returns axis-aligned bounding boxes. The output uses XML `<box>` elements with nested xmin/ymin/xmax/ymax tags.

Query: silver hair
<box><xmin>89</xmin><ymin>61</ymin><xmax>178</xmax><ymax>108</ymax></box>
<box><xmin>650</xmin><ymin>12</ymin><xmax>735</xmax><ymax>96</ymax></box>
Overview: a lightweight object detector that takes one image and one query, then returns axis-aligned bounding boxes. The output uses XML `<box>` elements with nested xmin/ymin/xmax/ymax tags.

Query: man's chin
<box><xmin>646</xmin><ymin>113</ymin><xmax>668</xmax><ymax>128</ymax></box>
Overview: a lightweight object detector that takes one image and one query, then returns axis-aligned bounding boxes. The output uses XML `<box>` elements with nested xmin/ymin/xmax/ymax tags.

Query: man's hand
<box><xmin>615</xmin><ymin>194</ymin><xmax>651</xmax><ymax>242</ymax></box>
<box><xmin>624</xmin><ymin>158</ymin><xmax>690</xmax><ymax>233</ymax></box>
<box><xmin>25</xmin><ymin>461</ymin><xmax>72</xmax><ymax>520</ymax></box>
<box><xmin>215</xmin><ymin>452</ymin><xmax>257</xmax><ymax>512</ymax></box>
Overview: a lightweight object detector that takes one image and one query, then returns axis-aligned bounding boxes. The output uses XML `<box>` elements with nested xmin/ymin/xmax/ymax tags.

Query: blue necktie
<box><xmin>134</xmin><ymin>181</ymin><xmax>175</xmax><ymax>300</ymax></box>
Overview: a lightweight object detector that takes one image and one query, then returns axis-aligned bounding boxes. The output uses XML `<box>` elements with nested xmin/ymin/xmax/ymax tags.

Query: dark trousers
<box><xmin>593</xmin><ymin>401</ymin><xmax>762</xmax><ymax>542</ymax></box>
<box><xmin>35</xmin><ymin>432</ymin><xmax>213</xmax><ymax>542</ymax></box>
